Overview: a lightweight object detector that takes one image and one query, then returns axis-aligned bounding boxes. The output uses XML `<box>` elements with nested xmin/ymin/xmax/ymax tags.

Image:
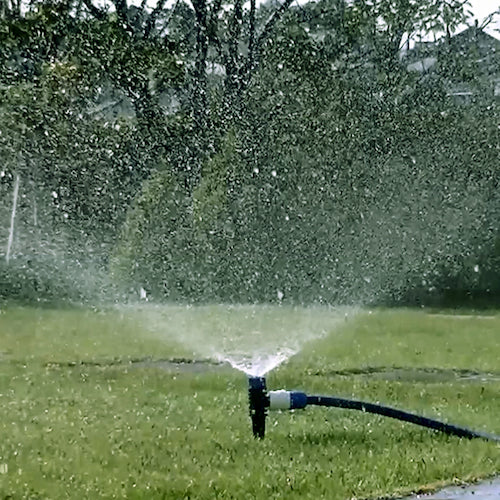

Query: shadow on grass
<box><xmin>310</xmin><ymin>366</ymin><xmax>500</xmax><ymax>383</ymax></box>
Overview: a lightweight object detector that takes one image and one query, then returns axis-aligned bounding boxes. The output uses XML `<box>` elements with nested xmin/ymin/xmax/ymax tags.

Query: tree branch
<box><xmin>479</xmin><ymin>8</ymin><xmax>500</xmax><ymax>30</ymax></box>
<box><xmin>254</xmin><ymin>0</ymin><xmax>295</xmax><ymax>58</ymax></box>
<box><xmin>81</xmin><ymin>0</ymin><xmax>106</xmax><ymax>19</ymax></box>
<box><xmin>191</xmin><ymin>0</ymin><xmax>209</xmax><ymax>119</ymax></box>
<box><xmin>247</xmin><ymin>0</ymin><xmax>256</xmax><ymax>75</ymax></box>
<box><xmin>112</xmin><ymin>0</ymin><xmax>129</xmax><ymax>26</ymax></box>
<box><xmin>242</xmin><ymin>0</ymin><xmax>295</xmax><ymax>83</ymax></box>
<box><xmin>226</xmin><ymin>0</ymin><xmax>244</xmax><ymax>94</ymax></box>
<box><xmin>144</xmin><ymin>0</ymin><xmax>168</xmax><ymax>39</ymax></box>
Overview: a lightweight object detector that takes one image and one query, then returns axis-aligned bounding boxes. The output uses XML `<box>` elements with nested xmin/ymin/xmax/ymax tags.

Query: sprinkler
<box><xmin>248</xmin><ymin>376</ymin><xmax>268</xmax><ymax>438</ymax></box>
<box><xmin>247</xmin><ymin>376</ymin><xmax>500</xmax><ymax>442</ymax></box>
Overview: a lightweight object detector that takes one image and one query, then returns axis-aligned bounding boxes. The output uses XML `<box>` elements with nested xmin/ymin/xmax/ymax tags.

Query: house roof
<box><xmin>450</xmin><ymin>26</ymin><xmax>500</xmax><ymax>47</ymax></box>
<box><xmin>405</xmin><ymin>26</ymin><xmax>500</xmax><ymax>61</ymax></box>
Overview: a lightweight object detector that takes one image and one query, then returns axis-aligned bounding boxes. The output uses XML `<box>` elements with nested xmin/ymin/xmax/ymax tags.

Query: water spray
<box><xmin>248</xmin><ymin>376</ymin><xmax>500</xmax><ymax>442</ymax></box>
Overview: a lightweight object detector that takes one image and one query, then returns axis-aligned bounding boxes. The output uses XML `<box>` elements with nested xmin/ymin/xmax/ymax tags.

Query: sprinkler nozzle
<box><xmin>248</xmin><ymin>376</ymin><xmax>269</xmax><ymax>438</ymax></box>
<box><xmin>248</xmin><ymin>378</ymin><xmax>309</xmax><ymax>438</ymax></box>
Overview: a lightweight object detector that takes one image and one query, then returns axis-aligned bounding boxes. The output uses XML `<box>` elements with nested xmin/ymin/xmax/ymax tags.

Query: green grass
<box><xmin>0</xmin><ymin>305</ymin><xmax>499</xmax><ymax>499</ymax></box>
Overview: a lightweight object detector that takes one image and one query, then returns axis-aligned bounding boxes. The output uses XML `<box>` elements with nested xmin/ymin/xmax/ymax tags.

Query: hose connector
<box><xmin>269</xmin><ymin>390</ymin><xmax>308</xmax><ymax>410</ymax></box>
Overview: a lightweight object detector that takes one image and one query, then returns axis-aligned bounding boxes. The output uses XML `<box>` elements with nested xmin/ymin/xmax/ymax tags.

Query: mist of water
<box><xmin>125</xmin><ymin>304</ymin><xmax>356</xmax><ymax>376</ymax></box>
<box><xmin>217</xmin><ymin>348</ymin><xmax>297</xmax><ymax>377</ymax></box>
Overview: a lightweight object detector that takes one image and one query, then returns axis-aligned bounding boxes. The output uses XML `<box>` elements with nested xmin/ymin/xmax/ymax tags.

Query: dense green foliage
<box><xmin>0</xmin><ymin>0</ymin><xmax>498</xmax><ymax>305</ymax></box>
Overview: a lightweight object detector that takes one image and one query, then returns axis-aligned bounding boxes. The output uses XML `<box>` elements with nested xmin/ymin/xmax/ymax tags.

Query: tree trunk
<box><xmin>192</xmin><ymin>0</ymin><xmax>209</xmax><ymax>125</ymax></box>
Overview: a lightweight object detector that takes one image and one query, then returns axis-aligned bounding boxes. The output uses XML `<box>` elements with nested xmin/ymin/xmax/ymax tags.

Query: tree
<box><xmin>2</xmin><ymin>0</ymin><xmax>498</xmax><ymax>305</ymax></box>
<box><xmin>295</xmin><ymin>0</ymin><xmax>472</xmax><ymax>71</ymax></box>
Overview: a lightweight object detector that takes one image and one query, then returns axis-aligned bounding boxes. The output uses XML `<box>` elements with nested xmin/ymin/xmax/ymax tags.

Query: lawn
<box><xmin>0</xmin><ymin>305</ymin><xmax>498</xmax><ymax>499</ymax></box>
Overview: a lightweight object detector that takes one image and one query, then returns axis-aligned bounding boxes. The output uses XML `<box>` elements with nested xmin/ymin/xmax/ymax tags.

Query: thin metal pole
<box><xmin>6</xmin><ymin>174</ymin><xmax>20</xmax><ymax>264</ymax></box>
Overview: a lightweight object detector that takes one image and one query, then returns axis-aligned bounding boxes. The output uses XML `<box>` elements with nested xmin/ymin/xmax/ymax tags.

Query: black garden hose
<box><xmin>305</xmin><ymin>394</ymin><xmax>500</xmax><ymax>442</ymax></box>
<box><xmin>249</xmin><ymin>376</ymin><xmax>500</xmax><ymax>442</ymax></box>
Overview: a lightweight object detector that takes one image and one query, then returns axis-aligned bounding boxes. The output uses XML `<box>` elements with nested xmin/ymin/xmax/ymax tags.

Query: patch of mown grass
<box><xmin>0</xmin><ymin>306</ymin><xmax>188</xmax><ymax>363</ymax></box>
<box><xmin>0</xmin><ymin>306</ymin><xmax>498</xmax><ymax>499</ymax></box>
<box><xmin>293</xmin><ymin>308</ymin><xmax>500</xmax><ymax>373</ymax></box>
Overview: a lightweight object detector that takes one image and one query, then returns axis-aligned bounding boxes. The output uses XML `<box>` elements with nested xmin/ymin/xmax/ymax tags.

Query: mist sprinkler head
<box><xmin>248</xmin><ymin>377</ymin><xmax>309</xmax><ymax>438</ymax></box>
<box><xmin>248</xmin><ymin>376</ymin><xmax>269</xmax><ymax>439</ymax></box>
